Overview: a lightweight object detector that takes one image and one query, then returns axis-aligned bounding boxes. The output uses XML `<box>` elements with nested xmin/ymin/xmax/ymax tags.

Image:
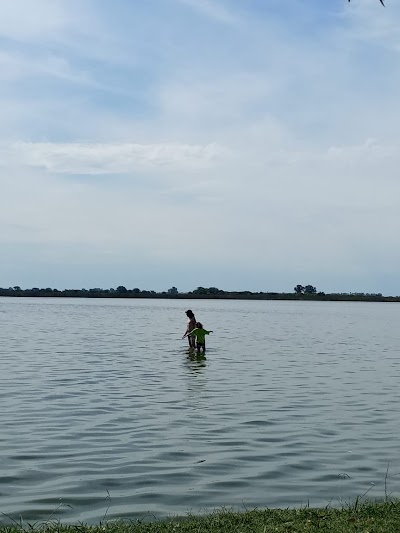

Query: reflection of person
<box><xmin>183</xmin><ymin>310</ymin><xmax>196</xmax><ymax>349</ymax></box>
<box><xmin>184</xmin><ymin>322</ymin><xmax>213</xmax><ymax>354</ymax></box>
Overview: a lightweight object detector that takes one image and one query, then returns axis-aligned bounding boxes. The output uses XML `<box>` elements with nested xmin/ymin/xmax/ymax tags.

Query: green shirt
<box><xmin>189</xmin><ymin>328</ymin><xmax>211</xmax><ymax>343</ymax></box>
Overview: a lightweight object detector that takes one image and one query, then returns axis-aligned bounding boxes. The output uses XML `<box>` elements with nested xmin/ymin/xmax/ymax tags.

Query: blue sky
<box><xmin>1</xmin><ymin>0</ymin><xmax>400</xmax><ymax>294</ymax></box>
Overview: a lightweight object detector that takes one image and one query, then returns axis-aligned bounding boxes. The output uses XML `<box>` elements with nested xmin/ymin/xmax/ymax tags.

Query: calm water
<box><xmin>1</xmin><ymin>297</ymin><xmax>400</xmax><ymax>524</ymax></box>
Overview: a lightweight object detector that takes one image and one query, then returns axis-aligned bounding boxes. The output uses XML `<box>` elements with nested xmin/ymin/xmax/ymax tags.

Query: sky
<box><xmin>1</xmin><ymin>0</ymin><xmax>400</xmax><ymax>294</ymax></box>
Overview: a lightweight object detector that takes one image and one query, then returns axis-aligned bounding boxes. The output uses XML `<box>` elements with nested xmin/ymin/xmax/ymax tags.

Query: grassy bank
<box><xmin>2</xmin><ymin>501</ymin><xmax>400</xmax><ymax>533</ymax></box>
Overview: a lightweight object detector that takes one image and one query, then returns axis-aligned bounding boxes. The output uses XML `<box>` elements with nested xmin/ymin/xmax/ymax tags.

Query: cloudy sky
<box><xmin>1</xmin><ymin>0</ymin><xmax>399</xmax><ymax>294</ymax></box>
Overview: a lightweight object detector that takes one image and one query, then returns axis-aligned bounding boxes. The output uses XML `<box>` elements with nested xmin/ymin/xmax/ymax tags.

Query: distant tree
<box><xmin>193</xmin><ymin>286</ymin><xmax>208</xmax><ymax>295</ymax></box>
<box><xmin>304</xmin><ymin>285</ymin><xmax>317</xmax><ymax>294</ymax></box>
<box><xmin>207</xmin><ymin>287</ymin><xmax>221</xmax><ymax>295</ymax></box>
<box><xmin>168</xmin><ymin>286</ymin><xmax>178</xmax><ymax>295</ymax></box>
<box><xmin>132</xmin><ymin>288</ymin><xmax>141</xmax><ymax>294</ymax></box>
<box><xmin>13</xmin><ymin>286</ymin><xmax>21</xmax><ymax>291</ymax></box>
<box><xmin>116</xmin><ymin>285</ymin><xmax>128</xmax><ymax>294</ymax></box>
<box><xmin>294</xmin><ymin>284</ymin><xmax>305</xmax><ymax>294</ymax></box>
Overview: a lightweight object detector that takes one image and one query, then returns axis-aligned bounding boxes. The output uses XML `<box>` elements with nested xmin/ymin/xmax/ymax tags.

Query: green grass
<box><xmin>2</xmin><ymin>501</ymin><xmax>400</xmax><ymax>533</ymax></box>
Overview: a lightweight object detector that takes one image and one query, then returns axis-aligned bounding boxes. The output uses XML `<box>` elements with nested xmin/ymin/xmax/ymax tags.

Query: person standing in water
<box><xmin>183</xmin><ymin>310</ymin><xmax>196</xmax><ymax>349</ymax></box>
<box><xmin>183</xmin><ymin>322</ymin><xmax>213</xmax><ymax>354</ymax></box>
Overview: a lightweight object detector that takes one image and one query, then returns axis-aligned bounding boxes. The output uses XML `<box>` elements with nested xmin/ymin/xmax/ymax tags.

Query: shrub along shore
<box><xmin>0</xmin><ymin>286</ymin><xmax>396</xmax><ymax>302</ymax></box>
<box><xmin>2</xmin><ymin>501</ymin><xmax>400</xmax><ymax>533</ymax></box>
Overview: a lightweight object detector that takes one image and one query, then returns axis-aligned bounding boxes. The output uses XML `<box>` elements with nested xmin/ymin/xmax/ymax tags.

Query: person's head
<box><xmin>196</xmin><ymin>322</ymin><xmax>203</xmax><ymax>329</ymax></box>
<box><xmin>186</xmin><ymin>310</ymin><xmax>195</xmax><ymax>319</ymax></box>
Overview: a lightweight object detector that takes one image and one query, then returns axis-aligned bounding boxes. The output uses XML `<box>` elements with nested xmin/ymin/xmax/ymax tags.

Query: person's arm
<box><xmin>204</xmin><ymin>330</ymin><xmax>213</xmax><ymax>334</ymax></box>
<box><xmin>182</xmin><ymin>328</ymin><xmax>190</xmax><ymax>339</ymax></box>
<box><xmin>183</xmin><ymin>328</ymin><xmax>198</xmax><ymax>339</ymax></box>
<box><xmin>182</xmin><ymin>322</ymin><xmax>191</xmax><ymax>338</ymax></box>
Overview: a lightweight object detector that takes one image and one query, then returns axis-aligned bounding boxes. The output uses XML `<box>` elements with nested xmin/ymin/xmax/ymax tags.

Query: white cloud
<box><xmin>2</xmin><ymin>141</ymin><xmax>225</xmax><ymax>174</ymax></box>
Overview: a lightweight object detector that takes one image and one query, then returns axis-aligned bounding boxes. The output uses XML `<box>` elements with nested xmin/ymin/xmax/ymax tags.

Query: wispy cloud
<box><xmin>3</xmin><ymin>141</ymin><xmax>224</xmax><ymax>174</ymax></box>
<box><xmin>0</xmin><ymin>0</ymin><xmax>70</xmax><ymax>41</ymax></box>
<box><xmin>174</xmin><ymin>0</ymin><xmax>240</xmax><ymax>26</ymax></box>
<box><xmin>343</xmin><ymin>0</ymin><xmax>400</xmax><ymax>48</ymax></box>
<box><xmin>0</xmin><ymin>50</ymin><xmax>96</xmax><ymax>86</ymax></box>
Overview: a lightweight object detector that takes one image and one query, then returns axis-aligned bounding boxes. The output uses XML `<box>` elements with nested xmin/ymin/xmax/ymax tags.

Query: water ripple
<box><xmin>1</xmin><ymin>297</ymin><xmax>400</xmax><ymax>523</ymax></box>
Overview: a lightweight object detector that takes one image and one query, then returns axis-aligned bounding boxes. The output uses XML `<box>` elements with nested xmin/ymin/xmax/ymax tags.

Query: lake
<box><xmin>1</xmin><ymin>297</ymin><xmax>400</xmax><ymax>524</ymax></box>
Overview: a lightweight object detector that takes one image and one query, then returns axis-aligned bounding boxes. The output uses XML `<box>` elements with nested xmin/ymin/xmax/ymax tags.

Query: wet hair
<box><xmin>186</xmin><ymin>310</ymin><xmax>195</xmax><ymax>319</ymax></box>
<box><xmin>196</xmin><ymin>322</ymin><xmax>203</xmax><ymax>329</ymax></box>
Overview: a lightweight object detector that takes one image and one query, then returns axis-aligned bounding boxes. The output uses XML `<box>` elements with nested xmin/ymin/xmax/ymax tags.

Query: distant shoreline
<box><xmin>1</xmin><ymin>290</ymin><xmax>398</xmax><ymax>302</ymax></box>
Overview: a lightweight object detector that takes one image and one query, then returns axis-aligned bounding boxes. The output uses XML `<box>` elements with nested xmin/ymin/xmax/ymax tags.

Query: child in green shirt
<box><xmin>183</xmin><ymin>322</ymin><xmax>213</xmax><ymax>353</ymax></box>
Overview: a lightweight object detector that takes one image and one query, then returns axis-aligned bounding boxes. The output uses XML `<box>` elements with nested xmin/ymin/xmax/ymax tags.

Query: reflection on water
<box><xmin>1</xmin><ymin>297</ymin><xmax>400</xmax><ymax>524</ymax></box>
<box><xmin>182</xmin><ymin>351</ymin><xmax>207</xmax><ymax>407</ymax></box>
<box><xmin>185</xmin><ymin>351</ymin><xmax>207</xmax><ymax>373</ymax></box>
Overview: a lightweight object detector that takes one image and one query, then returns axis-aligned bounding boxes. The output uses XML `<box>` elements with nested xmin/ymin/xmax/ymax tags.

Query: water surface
<box><xmin>1</xmin><ymin>297</ymin><xmax>400</xmax><ymax>524</ymax></box>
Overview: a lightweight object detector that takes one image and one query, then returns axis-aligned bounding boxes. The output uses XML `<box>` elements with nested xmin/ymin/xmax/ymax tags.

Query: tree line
<box><xmin>0</xmin><ymin>285</ymin><xmax>395</xmax><ymax>301</ymax></box>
